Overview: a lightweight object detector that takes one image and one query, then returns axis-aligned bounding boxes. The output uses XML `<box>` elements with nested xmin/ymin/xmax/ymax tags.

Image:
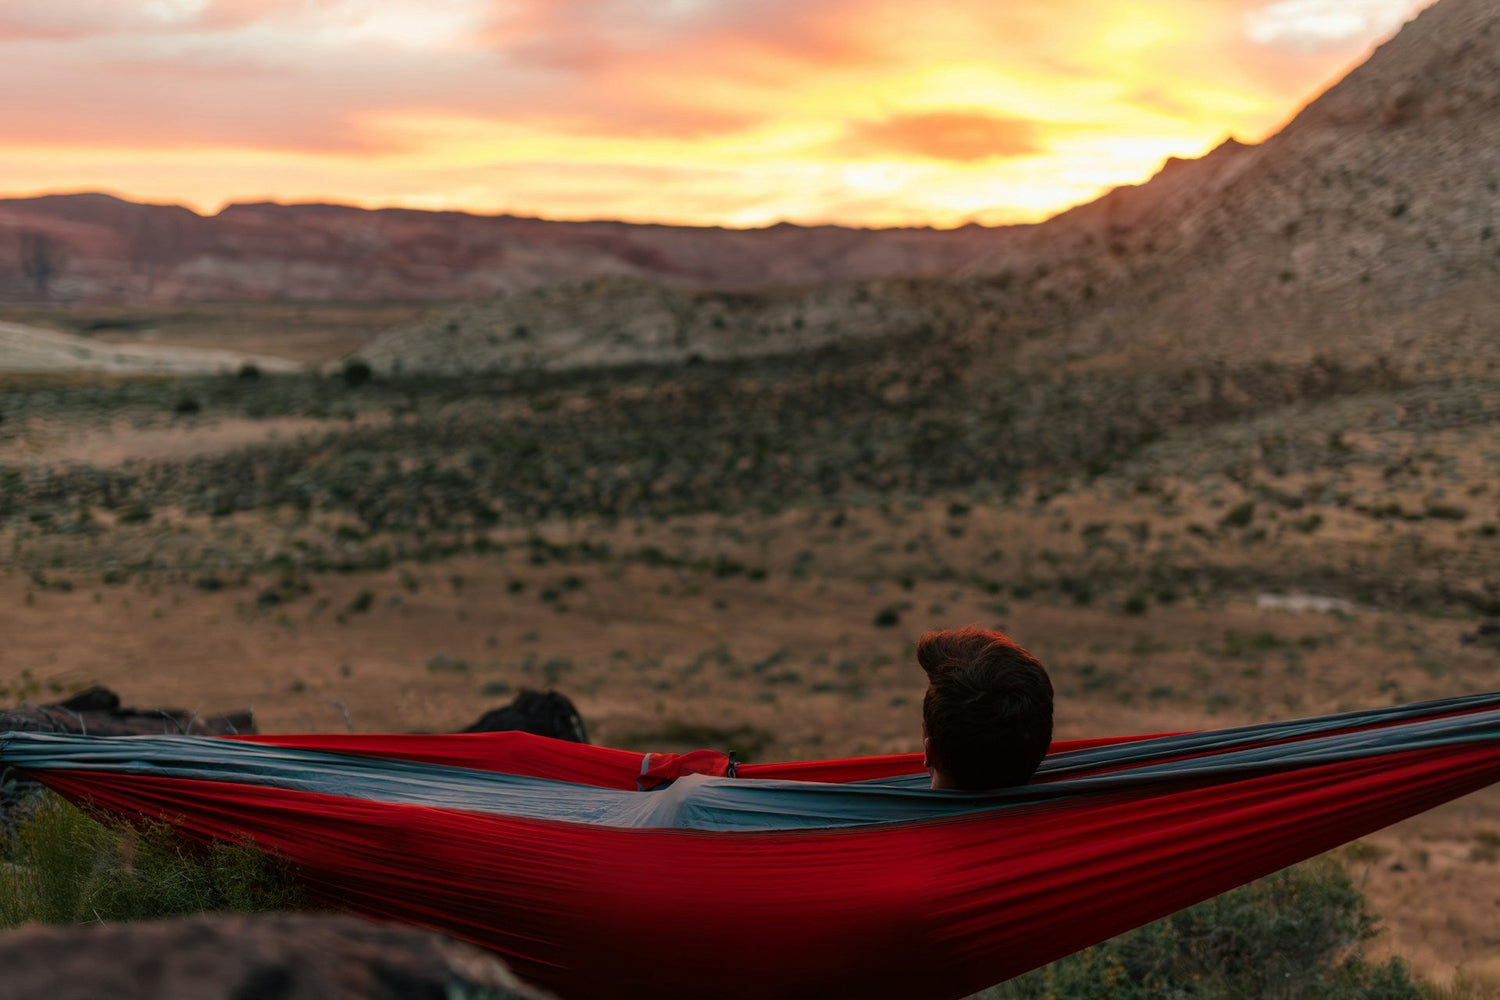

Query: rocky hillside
<box><xmin>357</xmin><ymin>0</ymin><xmax>1498</xmax><ymax>379</ymax></box>
<box><xmin>0</xmin><ymin>194</ymin><xmax>1017</xmax><ymax>305</ymax></box>
<box><xmin>961</xmin><ymin>0</ymin><xmax>1500</xmax><ymax>373</ymax></box>
<box><xmin>354</xmin><ymin>276</ymin><xmax>955</xmax><ymax>375</ymax></box>
<box><xmin>5</xmin><ymin>0</ymin><xmax>1491</xmax><ymax>381</ymax></box>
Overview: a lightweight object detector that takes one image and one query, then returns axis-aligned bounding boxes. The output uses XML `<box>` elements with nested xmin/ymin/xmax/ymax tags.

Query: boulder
<box><xmin>460</xmin><ymin>689</ymin><xmax>588</xmax><ymax>743</ymax></box>
<box><xmin>0</xmin><ymin>685</ymin><xmax>255</xmax><ymax>737</ymax></box>
<box><xmin>0</xmin><ymin>912</ymin><xmax>554</xmax><ymax>1000</ymax></box>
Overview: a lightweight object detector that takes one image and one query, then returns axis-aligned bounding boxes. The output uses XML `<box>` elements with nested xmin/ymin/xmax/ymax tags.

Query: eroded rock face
<box><xmin>0</xmin><ymin>912</ymin><xmax>555</xmax><ymax>1000</ymax></box>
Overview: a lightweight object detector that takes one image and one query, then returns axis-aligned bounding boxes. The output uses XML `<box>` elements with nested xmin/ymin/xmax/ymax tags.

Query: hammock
<box><xmin>6</xmin><ymin>692</ymin><xmax>1500</xmax><ymax>1000</ymax></box>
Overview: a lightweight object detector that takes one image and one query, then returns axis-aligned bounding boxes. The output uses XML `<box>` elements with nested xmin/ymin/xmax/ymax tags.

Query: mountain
<box><xmin>0</xmin><ymin>194</ymin><xmax>1018</xmax><ymax>305</ymax></box>
<box><xmin>960</xmin><ymin>0</ymin><xmax>1500</xmax><ymax>372</ymax></box>
<box><xmin>4</xmin><ymin>0</ymin><xmax>1493</xmax><ymax>381</ymax></box>
<box><xmin>347</xmin><ymin>0</ymin><xmax>1500</xmax><ymax>377</ymax></box>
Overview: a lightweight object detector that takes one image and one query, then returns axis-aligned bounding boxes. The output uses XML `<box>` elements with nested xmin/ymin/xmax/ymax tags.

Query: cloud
<box><xmin>0</xmin><ymin>0</ymin><xmax>1446</xmax><ymax>226</ymax></box>
<box><xmin>0</xmin><ymin>2</ymin><xmax>144</xmax><ymax>41</ymax></box>
<box><xmin>1243</xmin><ymin>0</ymin><xmax>1430</xmax><ymax>50</ymax></box>
<box><xmin>837</xmin><ymin>112</ymin><xmax>1044</xmax><ymax>163</ymax></box>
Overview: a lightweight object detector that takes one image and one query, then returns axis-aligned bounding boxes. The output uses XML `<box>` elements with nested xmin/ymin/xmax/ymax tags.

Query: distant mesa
<box><xmin>0</xmin><ymin>190</ymin><xmax>1019</xmax><ymax>306</ymax></box>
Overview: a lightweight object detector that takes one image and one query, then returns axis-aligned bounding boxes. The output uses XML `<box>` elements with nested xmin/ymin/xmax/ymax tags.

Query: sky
<box><xmin>0</xmin><ymin>0</ymin><xmax>1435</xmax><ymax>228</ymax></box>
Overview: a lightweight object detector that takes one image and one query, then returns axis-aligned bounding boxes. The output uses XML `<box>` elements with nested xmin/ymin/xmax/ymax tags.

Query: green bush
<box><xmin>981</xmin><ymin>858</ymin><xmax>1421</xmax><ymax>1000</ymax></box>
<box><xmin>1</xmin><ymin>794</ymin><xmax>305</xmax><ymax>928</ymax></box>
<box><xmin>341</xmin><ymin>358</ymin><xmax>373</xmax><ymax>388</ymax></box>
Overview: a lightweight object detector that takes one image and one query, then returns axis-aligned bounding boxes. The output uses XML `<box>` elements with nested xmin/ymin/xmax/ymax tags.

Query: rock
<box><xmin>0</xmin><ymin>912</ymin><xmax>554</xmax><ymax>1000</ymax></box>
<box><xmin>461</xmin><ymin>689</ymin><xmax>589</xmax><ymax>743</ymax></box>
<box><xmin>0</xmin><ymin>687</ymin><xmax>256</xmax><ymax>836</ymax></box>
<box><xmin>0</xmin><ymin>685</ymin><xmax>255</xmax><ymax>737</ymax></box>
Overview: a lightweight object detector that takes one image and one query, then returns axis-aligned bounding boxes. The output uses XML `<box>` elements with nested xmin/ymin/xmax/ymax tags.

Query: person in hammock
<box><xmin>919</xmin><ymin>626</ymin><xmax>1054</xmax><ymax>790</ymax></box>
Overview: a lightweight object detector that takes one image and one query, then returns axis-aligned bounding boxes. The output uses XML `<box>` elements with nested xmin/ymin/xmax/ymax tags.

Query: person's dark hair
<box><xmin>919</xmin><ymin>626</ymin><xmax>1054</xmax><ymax>789</ymax></box>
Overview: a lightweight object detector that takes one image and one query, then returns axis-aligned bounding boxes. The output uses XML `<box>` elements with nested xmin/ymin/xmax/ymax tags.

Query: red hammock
<box><xmin>5</xmin><ymin>692</ymin><xmax>1500</xmax><ymax>1000</ymax></box>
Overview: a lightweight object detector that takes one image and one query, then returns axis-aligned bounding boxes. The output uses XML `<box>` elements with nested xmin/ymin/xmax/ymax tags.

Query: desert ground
<box><xmin>2</xmin><ymin>303</ymin><xmax>1500</xmax><ymax>991</ymax></box>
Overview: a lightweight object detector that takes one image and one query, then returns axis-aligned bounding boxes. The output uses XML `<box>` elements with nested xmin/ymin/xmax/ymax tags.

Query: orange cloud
<box><xmin>0</xmin><ymin>0</ymin><xmax>1438</xmax><ymax>227</ymax></box>
<box><xmin>837</xmin><ymin>112</ymin><xmax>1044</xmax><ymax>163</ymax></box>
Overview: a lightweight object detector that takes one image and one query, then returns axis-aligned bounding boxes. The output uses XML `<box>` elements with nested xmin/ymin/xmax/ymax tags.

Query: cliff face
<box><xmin>0</xmin><ymin>194</ymin><xmax>1018</xmax><ymax>305</ymax></box>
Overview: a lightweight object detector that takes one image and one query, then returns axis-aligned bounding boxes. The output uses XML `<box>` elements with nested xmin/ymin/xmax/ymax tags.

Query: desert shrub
<box><xmin>1220</xmin><ymin>501</ymin><xmax>1256</xmax><ymax>528</ymax></box>
<box><xmin>982</xmin><ymin>858</ymin><xmax>1421</xmax><ymax>1000</ymax></box>
<box><xmin>0</xmin><ymin>793</ymin><xmax>305</xmax><ymax>928</ymax></box>
<box><xmin>341</xmin><ymin>358</ymin><xmax>373</xmax><ymax>388</ymax></box>
<box><xmin>426</xmin><ymin>653</ymin><xmax>470</xmax><ymax>673</ymax></box>
<box><xmin>1293</xmin><ymin>512</ymin><xmax>1324</xmax><ymax>533</ymax></box>
<box><xmin>115</xmin><ymin>504</ymin><xmax>153</xmax><ymax>525</ymax></box>
<box><xmin>1424</xmin><ymin>504</ymin><xmax>1468</xmax><ymax>521</ymax></box>
<box><xmin>1223</xmin><ymin>629</ymin><xmax>1281</xmax><ymax>657</ymax></box>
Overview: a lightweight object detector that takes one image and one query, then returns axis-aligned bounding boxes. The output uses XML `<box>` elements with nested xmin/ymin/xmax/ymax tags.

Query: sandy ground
<box><xmin>0</xmin><ymin>414</ymin><xmax>389</xmax><ymax>468</ymax></box>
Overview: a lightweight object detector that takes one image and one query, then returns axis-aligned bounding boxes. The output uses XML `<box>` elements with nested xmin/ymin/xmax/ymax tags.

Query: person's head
<box><xmin>919</xmin><ymin>626</ymin><xmax>1054</xmax><ymax>790</ymax></box>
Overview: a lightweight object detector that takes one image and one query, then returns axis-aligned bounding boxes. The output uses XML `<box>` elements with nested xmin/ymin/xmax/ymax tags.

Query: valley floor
<box><xmin>3</xmin><ymin>334</ymin><xmax>1500</xmax><ymax>990</ymax></box>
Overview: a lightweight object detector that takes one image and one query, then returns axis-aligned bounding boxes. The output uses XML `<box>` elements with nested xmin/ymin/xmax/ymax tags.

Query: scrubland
<box><xmin>3</xmin><ymin>310</ymin><xmax>1500</xmax><ymax>992</ymax></box>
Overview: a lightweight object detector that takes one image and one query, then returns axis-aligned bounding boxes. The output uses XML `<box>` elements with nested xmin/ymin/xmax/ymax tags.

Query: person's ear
<box><xmin>922</xmin><ymin>735</ymin><xmax>933</xmax><ymax>770</ymax></box>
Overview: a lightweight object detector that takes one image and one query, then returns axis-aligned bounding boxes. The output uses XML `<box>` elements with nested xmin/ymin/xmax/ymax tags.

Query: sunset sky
<box><xmin>0</xmin><ymin>0</ymin><xmax>1433</xmax><ymax>228</ymax></box>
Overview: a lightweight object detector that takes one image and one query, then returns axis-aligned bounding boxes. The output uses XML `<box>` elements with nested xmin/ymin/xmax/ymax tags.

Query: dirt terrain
<box><xmin>2</xmin><ymin>345</ymin><xmax>1499</xmax><ymax>989</ymax></box>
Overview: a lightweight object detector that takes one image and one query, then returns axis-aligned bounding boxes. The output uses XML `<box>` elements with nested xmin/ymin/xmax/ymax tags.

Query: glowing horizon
<box><xmin>0</xmin><ymin>0</ymin><xmax>1434</xmax><ymax>229</ymax></box>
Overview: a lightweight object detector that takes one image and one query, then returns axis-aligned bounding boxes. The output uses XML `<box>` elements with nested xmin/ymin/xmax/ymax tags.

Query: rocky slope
<box><xmin>353</xmin><ymin>275</ymin><xmax>949</xmax><ymax>374</ymax></box>
<box><xmin>961</xmin><ymin>0</ymin><xmax>1500</xmax><ymax>372</ymax></box>
<box><xmin>357</xmin><ymin>0</ymin><xmax>1498</xmax><ymax>378</ymax></box>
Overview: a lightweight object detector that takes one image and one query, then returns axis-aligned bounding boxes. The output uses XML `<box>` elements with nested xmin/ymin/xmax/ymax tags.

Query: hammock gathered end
<box><xmin>6</xmin><ymin>692</ymin><xmax>1500</xmax><ymax>1000</ymax></box>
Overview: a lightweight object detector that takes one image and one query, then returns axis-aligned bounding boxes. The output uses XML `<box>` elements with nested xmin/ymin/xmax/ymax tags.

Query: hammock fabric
<box><xmin>6</xmin><ymin>692</ymin><xmax>1500</xmax><ymax>1000</ymax></box>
